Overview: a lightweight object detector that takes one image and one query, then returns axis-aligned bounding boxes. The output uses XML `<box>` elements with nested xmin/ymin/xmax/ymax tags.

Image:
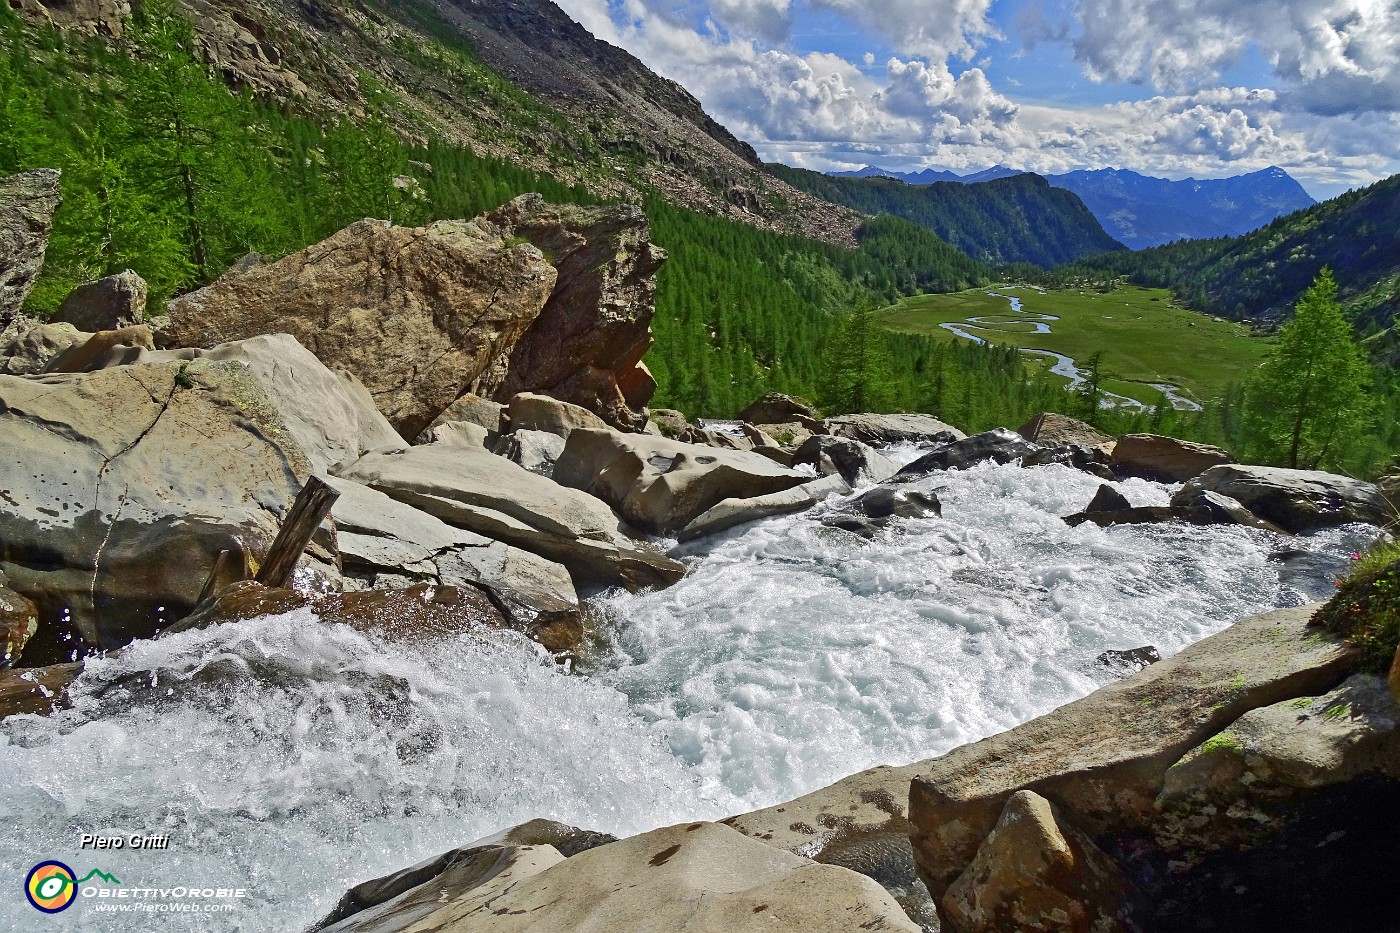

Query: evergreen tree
<box><xmin>1244</xmin><ymin>269</ymin><xmax>1373</xmax><ymax>469</ymax></box>
<box><xmin>819</xmin><ymin>306</ymin><xmax>895</xmax><ymax>414</ymax></box>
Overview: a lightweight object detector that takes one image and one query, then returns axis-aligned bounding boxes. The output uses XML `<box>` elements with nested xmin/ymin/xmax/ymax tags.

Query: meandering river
<box><xmin>939</xmin><ymin>289</ymin><xmax>1204</xmax><ymax>412</ymax></box>
<box><xmin>0</xmin><ymin>447</ymin><xmax>1374</xmax><ymax>931</ymax></box>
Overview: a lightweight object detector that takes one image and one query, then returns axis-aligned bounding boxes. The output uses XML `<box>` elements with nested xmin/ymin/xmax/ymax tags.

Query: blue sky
<box><xmin>555</xmin><ymin>0</ymin><xmax>1400</xmax><ymax>199</ymax></box>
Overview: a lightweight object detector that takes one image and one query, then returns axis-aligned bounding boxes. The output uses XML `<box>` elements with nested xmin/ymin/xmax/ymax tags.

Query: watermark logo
<box><xmin>24</xmin><ymin>861</ymin><xmax>79</xmax><ymax>914</ymax></box>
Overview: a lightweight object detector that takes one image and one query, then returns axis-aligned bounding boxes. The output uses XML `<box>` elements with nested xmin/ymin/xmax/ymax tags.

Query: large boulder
<box><xmin>316</xmin><ymin>821</ymin><xmax>921</xmax><ymax>933</ymax></box>
<box><xmin>51</xmin><ymin>269</ymin><xmax>147</xmax><ymax>331</ymax></box>
<box><xmin>483</xmin><ymin>195</ymin><xmax>666</xmax><ymax>430</ymax></box>
<box><xmin>850</xmin><ymin>480</ymin><xmax>942</xmax><ymax>521</ymax></box>
<box><xmin>908</xmin><ymin>605</ymin><xmax>1357</xmax><ymax>902</ymax></box>
<box><xmin>1018</xmin><ymin>412</ymin><xmax>1114</xmax><ymax>452</ymax></box>
<box><xmin>941</xmin><ymin>790</ymin><xmax>1142</xmax><ymax>933</ymax></box>
<box><xmin>0</xmin><ymin>580</ymin><xmax>39</xmax><ymax>669</ymax></box>
<box><xmin>0</xmin><ymin>360</ymin><xmax>330</xmax><ymax>662</ymax></box>
<box><xmin>792</xmin><ymin>435</ymin><xmax>898</xmax><ymax>487</ymax></box>
<box><xmin>0</xmin><ymin>169</ymin><xmax>62</xmax><ymax>320</ymax></box>
<box><xmin>0</xmin><ymin>660</ymin><xmax>82</xmax><ymax>719</ymax></box>
<box><xmin>678</xmin><ymin>475</ymin><xmax>851</xmax><ymax>542</ymax></box>
<box><xmin>41</xmin><ymin>323</ymin><xmax>153</xmax><ymax>373</ymax></box>
<box><xmin>339</xmin><ymin>443</ymin><xmax>684</xmax><ymax>592</ymax></box>
<box><xmin>504</xmin><ymin>391</ymin><xmax>608</xmax><ymax>439</ymax></box>
<box><xmin>323</xmin><ymin>476</ymin><xmax>581</xmax><ymax>641</ymax></box>
<box><xmin>737</xmin><ymin>393</ymin><xmax>823</xmax><ymax>430</ymax></box>
<box><xmin>554</xmin><ymin>428</ymin><xmax>811</xmax><ymax>536</ymax></box>
<box><xmin>1173</xmin><ymin>465</ymin><xmax>1391</xmax><ymax>533</ymax></box>
<box><xmin>491</xmin><ymin>429</ymin><xmax>566</xmax><ymax>476</ymax></box>
<box><xmin>897</xmin><ymin>428</ymin><xmax>1040</xmax><ymax>476</ymax></box>
<box><xmin>61</xmin><ymin>333</ymin><xmax>404</xmax><ymax>475</ymax></box>
<box><xmin>164</xmin><ymin>217</ymin><xmax>558</xmax><ymax>438</ymax></box>
<box><xmin>0</xmin><ymin>319</ymin><xmax>89</xmax><ymax>375</ymax></box>
<box><xmin>414</xmin><ymin>394</ymin><xmax>505</xmax><ymax>445</ymax></box>
<box><xmin>1110</xmin><ymin>434</ymin><xmax>1232</xmax><ymax>483</ymax></box>
<box><xmin>825</xmin><ymin>413</ymin><xmax>965</xmax><ymax>447</ymax></box>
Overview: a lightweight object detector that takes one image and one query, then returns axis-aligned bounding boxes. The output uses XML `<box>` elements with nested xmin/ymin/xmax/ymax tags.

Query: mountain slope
<box><xmin>14</xmin><ymin>0</ymin><xmax>859</xmax><ymax>242</ymax></box>
<box><xmin>769</xmin><ymin>165</ymin><xmax>1124</xmax><ymax>267</ymax></box>
<box><xmin>1068</xmin><ymin>174</ymin><xmax>1400</xmax><ymax>360</ymax></box>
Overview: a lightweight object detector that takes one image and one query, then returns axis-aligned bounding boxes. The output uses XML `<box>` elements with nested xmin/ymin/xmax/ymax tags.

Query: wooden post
<box><xmin>255</xmin><ymin>476</ymin><xmax>339</xmax><ymax>590</ymax></box>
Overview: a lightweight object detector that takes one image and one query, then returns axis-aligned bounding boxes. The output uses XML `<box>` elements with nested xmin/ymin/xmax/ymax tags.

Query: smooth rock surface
<box><xmin>0</xmin><ymin>319</ymin><xmax>89</xmax><ymax>375</ymax></box>
<box><xmin>825</xmin><ymin>413</ymin><xmax>965</xmax><ymax>447</ymax></box>
<box><xmin>909</xmin><ymin>605</ymin><xmax>1357</xmax><ymax>900</ymax></box>
<box><xmin>850</xmin><ymin>482</ymin><xmax>942</xmax><ymax>521</ymax></box>
<box><xmin>491</xmin><ymin>429</ymin><xmax>565</xmax><ymax>476</ymax></box>
<box><xmin>52</xmin><ymin>269</ymin><xmax>146</xmax><ymax>331</ymax></box>
<box><xmin>0</xmin><ymin>169</ymin><xmax>62</xmax><ymax>319</ymax></box>
<box><xmin>165</xmin><ymin>217</ymin><xmax>558</xmax><ymax>438</ymax></box>
<box><xmin>898</xmin><ymin>428</ymin><xmax>1040</xmax><ymax>475</ymax></box>
<box><xmin>1110</xmin><ymin>434</ymin><xmax>1232</xmax><ymax>483</ymax></box>
<box><xmin>555</xmin><ymin>428</ymin><xmax>811</xmax><ymax>536</ymax></box>
<box><xmin>1174</xmin><ymin>464</ymin><xmax>1391</xmax><ymax>533</ymax></box>
<box><xmin>793</xmin><ymin>435</ymin><xmax>898</xmax><ymax>487</ymax></box>
<box><xmin>505</xmin><ymin>391</ymin><xmax>608</xmax><ymax>439</ymax></box>
<box><xmin>340</xmin><ymin>444</ymin><xmax>684</xmax><ymax>591</ymax></box>
<box><xmin>414</xmin><ymin>394</ymin><xmax>504</xmax><ymax>445</ymax></box>
<box><xmin>679</xmin><ymin>475</ymin><xmax>851</xmax><ymax>542</ymax></box>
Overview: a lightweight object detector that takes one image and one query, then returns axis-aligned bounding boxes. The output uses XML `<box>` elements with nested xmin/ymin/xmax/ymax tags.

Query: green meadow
<box><xmin>878</xmin><ymin>286</ymin><xmax>1271</xmax><ymax>405</ymax></box>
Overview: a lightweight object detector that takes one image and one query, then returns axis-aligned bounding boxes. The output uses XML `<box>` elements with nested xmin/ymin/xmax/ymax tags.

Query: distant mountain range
<box><xmin>769</xmin><ymin>165</ymin><xmax>1123</xmax><ymax>268</ymax></box>
<box><xmin>831</xmin><ymin>165</ymin><xmax>1316</xmax><ymax>249</ymax></box>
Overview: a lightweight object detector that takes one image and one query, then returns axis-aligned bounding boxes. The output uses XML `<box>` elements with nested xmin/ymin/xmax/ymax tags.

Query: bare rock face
<box><xmin>52</xmin><ymin>269</ymin><xmax>147</xmax><ymax>331</ymax></box>
<box><xmin>0</xmin><ymin>361</ymin><xmax>330</xmax><ymax>662</ymax></box>
<box><xmin>0</xmin><ymin>169</ymin><xmax>62</xmax><ymax>321</ymax></box>
<box><xmin>13</xmin><ymin>0</ymin><xmax>129</xmax><ymax>37</ymax></box>
<box><xmin>483</xmin><ymin>195</ymin><xmax>666</xmax><ymax>430</ymax></box>
<box><xmin>942</xmin><ymin>790</ymin><xmax>1142</xmax><ymax>933</ymax></box>
<box><xmin>164</xmin><ymin>218</ymin><xmax>558</xmax><ymax>439</ymax></box>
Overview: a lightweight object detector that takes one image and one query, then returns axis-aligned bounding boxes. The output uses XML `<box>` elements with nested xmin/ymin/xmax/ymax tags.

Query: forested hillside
<box><xmin>1064</xmin><ymin>175</ymin><xmax>1400</xmax><ymax>362</ymax></box>
<box><xmin>767</xmin><ymin>165</ymin><xmax>1124</xmax><ymax>267</ymax></box>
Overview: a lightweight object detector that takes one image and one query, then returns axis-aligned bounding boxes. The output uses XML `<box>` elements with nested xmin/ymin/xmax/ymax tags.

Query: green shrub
<box><xmin>1312</xmin><ymin>539</ymin><xmax>1400</xmax><ymax>673</ymax></box>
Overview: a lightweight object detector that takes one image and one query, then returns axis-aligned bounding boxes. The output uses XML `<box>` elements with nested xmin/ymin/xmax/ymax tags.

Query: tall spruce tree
<box><xmin>1244</xmin><ymin>268</ymin><xmax>1372</xmax><ymax>469</ymax></box>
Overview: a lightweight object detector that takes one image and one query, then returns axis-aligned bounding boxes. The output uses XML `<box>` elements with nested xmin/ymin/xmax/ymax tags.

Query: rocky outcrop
<box><xmin>1173</xmin><ymin>465</ymin><xmax>1391</xmax><ymax>533</ymax></box>
<box><xmin>14</xmin><ymin>0</ymin><xmax>129</xmax><ymax>38</ymax></box>
<box><xmin>898</xmin><ymin>428</ymin><xmax>1040</xmax><ymax>476</ymax></box>
<box><xmin>678</xmin><ymin>475</ymin><xmax>850</xmax><ymax>542</ymax></box>
<box><xmin>323</xmin><ymin>476</ymin><xmax>580</xmax><ymax>641</ymax></box>
<box><xmin>825</xmin><ymin>413</ymin><xmax>965</xmax><ymax>447</ymax></box>
<box><xmin>554</xmin><ymin>428</ymin><xmax>811</xmax><ymax>536</ymax></box>
<box><xmin>52</xmin><ymin>270</ymin><xmax>146</xmax><ymax>331</ymax></box>
<box><xmin>1018</xmin><ymin>412</ymin><xmax>1114</xmax><ymax>452</ymax></box>
<box><xmin>942</xmin><ymin>790</ymin><xmax>1142</xmax><ymax>933</ymax></box>
<box><xmin>164</xmin><ymin>217</ymin><xmax>558</xmax><ymax>438</ymax></box>
<box><xmin>909</xmin><ymin>605</ymin><xmax>1358</xmax><ymax>920</ymax></box>
<box><xmin>0</xmin><ymin>319</ymin><xmax>89</xmax><ymax>375</ymax></box>
<box><xmin>1110</xmin><ymin>434</ymin><xmax>1232</xmax><ymax>483</ymax></box>
<box><xmin>738</xmin><ymin>393</ymin><xmax>823</xmax><ymax>430</ymax></box>
<box><xmin>317</xmin><ymin>821</ymin><xmax>921</xmax><ymax>933</ymax></box>
<box><xmin>0</xmin><ymin>169</ymin><xmax>62</xmax><ymax>321</ymax></box>
<box><xmin>484</xmin><ymin>196</ymin><xmax>665</xmax><ymax>429</ymax></box>
<box><xmin>339</xmin><ymin>443</ymin><xmax>684</xmax><ymax>591</ymax></box>
<box><xmin>0</xmin><ymin>360</ymin><xmax>330</xmax><ymax>663</ymax></box>
<box><xmin>793</xmin><ymin>435</ymin><xmax>898</xmax><ymax>487</ymax></box>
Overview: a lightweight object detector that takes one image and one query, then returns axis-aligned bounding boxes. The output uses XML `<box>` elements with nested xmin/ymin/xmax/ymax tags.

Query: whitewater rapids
<box><xmin>0</xmin><ymin>455</ymin><xmax>1374</xmax><ymax>931</ymax></box>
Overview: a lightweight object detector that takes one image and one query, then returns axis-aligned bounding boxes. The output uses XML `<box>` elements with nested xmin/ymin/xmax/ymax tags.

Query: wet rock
<box><xmin>324</xmin><ymin>476</ymin><xmax>580</xmax><ymax>639</ymax></box>
<box><xmin>825</xmin><ymin>413</ymin><xmax>966</xmax><ymax>447</ymax></box>
<box><xmin>1172</xmin><ymin>488</ymin><xmax>1285</xmax><ymax>532</ymax></box>
<box><xmin>1110</xmin><ymin>433</ymin><xmax>1233</xmax><ymax>483</ymax></box>
<box><xmin>340</xmin><ymin>443</ymin><xmax>684</xmax><ymax>592</ymax></box>
<box><xmin>897</xmin><ymin>428</ymin><xmax>1040</xmax><ymax>476</ymax></box>
<box><xmin>1175</xmin><ymin>465</ymin><xmax>1391</xmax><ymax>533</ymax></box>
<box><xmin>316</xmin><ymin>821</ymin><xmax>921</xmax><ymax>933</ymax></box>
<box><xmin>1064</xmin><ymin>506</ymin><xmax>1178</xmax><ymax>528</ymax></box>
<box><xmin>164</xmin><ymin>216</ymin><xmax>558</xmax><ymax>438</ymax></box>
<box><xmin>820</xmin><ymin>514</ymin><xmax>883</xmax><ymax>539</ymax></box>
<box><xmin>942</xmin><ymin>790</ymin><xmax>1143</xmax><ymax>933</ymax></box>
<box><xmin>1018</xmin><ymin>412</ymin><xmax>1115</xmax><ymax>452</ymax></box>
<box><xmin>1096</xmin><ymin>645</ymin><xmax>1161</xmax><ymax>673</ymax></box>
<box><xmin>1022</xmin><ymin>443</ymin><xmax>1116</xmax><ymax>480</ymax></box>
<box><xmin>1085</xmin><ymin>484</ymin><xmax>1133</xmax><ymax>514</ymax></box>
<box><xmin>737</xmin><ymin>393</ymin><xmax>823</xmax><ymax>431</ymax></box>
<box><xmin>793</xmin><ymin>435</ymin><xmax>897</xmax><ymax>487</ymax></box>
<box><xmin>0</xmin><ymin>169</ymin><xmax>62</xmax><ymax>320</ymax></box>
<box><xmin>909</xmin><ymin>605</ymin><xmax>1357</xmax><ymax>902</ymax></box>
<box><xmin>0</xmin><ymin>661</ymin><xmax>83</xmax><ymax>720</ymax></box>
<box><xmin>51</xmin><ymin>269</ymin><xmax>146</xmax><ymax>331</ymax></box>
<box><xmin>0</xmin><ymin>360</ymin><xmax>330</xmax><ymax>662</ymax></box>
<box><xmin>0</xmin><ymin>582</ymin><xmax>39</xmax><ymax>669</ymax></box>
<box><xmin>484</xmin><ymin>195</ymin><xmax>666</xmax><ymax>430</ymax></box>
<box><xmin>851</xmin><ymin>482</ymin><xmax>942</xmax><ymax>521</ymax></box>
<box><xmin>679</xmin><ymin>475</ymin><xmax>850</xmax><ymax>542</ymax></box>
<box><xmin>554</xmin><ymin>428</ymin><xmax>810</xmax><ymax>536</ymax></box>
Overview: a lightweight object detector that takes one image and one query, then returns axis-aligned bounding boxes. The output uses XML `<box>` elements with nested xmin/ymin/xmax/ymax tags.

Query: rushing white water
<box><xmin>0</xmin><ymin>457</ymin><xmax>1373</xmax><ymax>932</ymax></box>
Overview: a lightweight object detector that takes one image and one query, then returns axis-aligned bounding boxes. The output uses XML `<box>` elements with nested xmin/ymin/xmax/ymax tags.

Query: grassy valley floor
<box><xmin>878</xmin><ymin>285</ymin><xmax>1270</xmax><ymax>406</ymax></box>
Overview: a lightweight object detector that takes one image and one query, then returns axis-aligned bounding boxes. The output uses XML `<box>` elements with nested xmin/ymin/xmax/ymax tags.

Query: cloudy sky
<box><xmin>552</xmin><ymin>0</ymin><xmax>1400</xmax><ymax>199</ymax></box>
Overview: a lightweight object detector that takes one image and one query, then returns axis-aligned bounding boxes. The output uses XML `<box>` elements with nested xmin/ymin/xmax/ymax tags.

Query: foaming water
<box><xmin>0</xmin><ymin>458</ymin><xmax>1373</xmax><ymax>931</ymax></box>
<box><xmin>0</xmin><ymin>616</ymin><xmax>737</xmax><ymax>931</ymax></box>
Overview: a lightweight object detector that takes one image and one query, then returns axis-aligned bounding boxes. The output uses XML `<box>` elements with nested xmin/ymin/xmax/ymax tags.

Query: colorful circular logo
<box><xmin>25</xmin><ymin>861</ymin><xmax>77</xmax><ymax>913</ymax></box>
